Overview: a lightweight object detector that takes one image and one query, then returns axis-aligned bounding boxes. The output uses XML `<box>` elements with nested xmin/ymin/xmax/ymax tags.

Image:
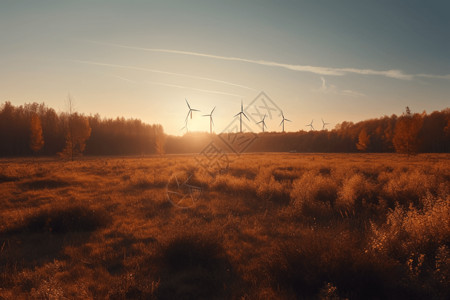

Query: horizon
<box><xmin>1</xmin><ymin>1</ymin><xmax>449</xmax><ymax>135</ymax></box>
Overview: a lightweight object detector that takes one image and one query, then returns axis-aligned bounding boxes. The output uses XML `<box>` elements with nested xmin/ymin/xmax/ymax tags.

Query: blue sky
<box><xmin>1</xmin><ymin>0</ymin><xmax>449</xmax><ymax>134</ymax></box>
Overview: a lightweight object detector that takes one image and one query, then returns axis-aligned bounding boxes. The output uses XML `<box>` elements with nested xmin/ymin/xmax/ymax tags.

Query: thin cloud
<box><xmin>72</xmin><ymin>59</ymin><xmax>256</xmax><ymax>91</ymax></box>
<box><xmin>416</xmin><ymin>73</ymin><xmax>450</xmax><ymax>80</ymax></box>
<box><xmin>101</xmin><ymin>73</ymin><xmax>136</xmax><ymax>84</ymax></box>
<box><xmin>341</xmin><ymin>89</ymin><xmax>366</xmax><ymax>97</ymax></box>
<box><xmin>320</xmin><ymin>76</ymin><xmax>327</xmax><ymax>90</ymax></box>
<box><xmin>146</xmin><ymin>81</ymin><xmax>243</xmax><ymax>98</ymax></box>
<box><xmin>85</xmin><ymin>41</ymin><xmax>437</xmax><ymax>80</ymax></box>
<box><xmin>316</xmin><ymin>76</ymin><xmax>365</xmax><ymax>97</ymax></box>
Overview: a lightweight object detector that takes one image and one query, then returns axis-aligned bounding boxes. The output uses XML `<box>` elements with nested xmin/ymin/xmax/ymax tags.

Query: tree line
<box><xmin>1</xmin><ymin>102</ymin><xmax>448</xmax><ymax>157</ymax></box>
<box><xmin>165</xmin><ymin>107</ymin><xmax>450</xmax><ymax>154</ymax></box>
<box><xmin>0</xmin><ymin>102</ymin><xmax>165</xmax><ymax>158</ymax></box>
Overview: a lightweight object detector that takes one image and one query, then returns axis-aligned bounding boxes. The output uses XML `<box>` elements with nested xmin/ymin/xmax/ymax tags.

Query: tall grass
<box><xmin>0</xmin><ymin>153</ymin><xmax>448</xmax><ymax>299</ymax></box>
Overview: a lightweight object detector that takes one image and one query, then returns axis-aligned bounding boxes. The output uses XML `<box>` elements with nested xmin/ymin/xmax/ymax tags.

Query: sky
<box><xmin>1</xmin><ymin>0</ymin><xmax>449</xmax><ymax>135</ymax></box>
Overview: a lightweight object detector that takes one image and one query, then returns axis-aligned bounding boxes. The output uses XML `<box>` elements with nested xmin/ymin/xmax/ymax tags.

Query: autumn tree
<box><xmin>59</xmin><ymin>113</ymin><xmax>91</xmax><ymax>160</ymax></box>
<box><xmin>393</xmin><ymin>107</ymin><xmax>423</xmax><ymax>156</ymax></box>
<box><xmin>58</xmin><ymin>97</ymin><xmax>91</xmax><ymax>160</ymax></box>
<box><xmin>356</xmin><ymin>128</ymin><xmax>370</xmax><ymax>151</ymax></box>
<box><xmin>30</xmin><ymin>113</ymin><xmax>44</xmax><ymax>153</ymax></box>
<box><xmin>154</xmin><ymin>124</ymin><xmax>165</xmax><ymax>155</ymax></box>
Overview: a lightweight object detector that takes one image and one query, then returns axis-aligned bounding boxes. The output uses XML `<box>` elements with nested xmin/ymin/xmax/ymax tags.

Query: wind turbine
<box><xmin>203</xmin><ymin>106</ymin><xmax>216</xmax><ymax>134</ymax></box>
<box><xmin>185</xmin><ymin>98</ymin><xmax>199</xmax><ymax>123</ymax></box>
<box><xmin>256</xmin><ymin>114</ymin><xmax>267</xmax><ymax>132</ymax></box>
<box><xmin>180</xmin><ymin>123</ymin><xmax>188</xmax><ymax>133</ymax></box>
<box><xmin>234</xmin><ymin>100</ymin><xmax>249</xmax><ymax>133</ymax></box>
<box><xmin>321</xmin><ymin>118</ymin><xmax>330</xmax><ymax>130</ymax></box>
<box><xmin>280</xmin><ymin>111</ymin><xmax>291</xmax><ymax>133</ymax></box>
<box><xmin>306</xmin><ymin>120</ymin><xmax>314</xmax><ymax>131</ymax></box>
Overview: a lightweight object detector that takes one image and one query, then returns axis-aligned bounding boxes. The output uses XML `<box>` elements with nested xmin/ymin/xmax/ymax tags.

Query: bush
<box><xmin>382</xmin><ymin>169</ymin><xmax>439</xmax><ymax>207</ymax></box>
<box><xmin>291</xmin><ymin>171</ymin><xmax>338</xmax><ymax>214</ymax></box>
<box><xmin>337</xmin><ymin>173</ymin><xmax>377</xmax><ymax>211</ymax></box>
<box><xmin>269</xmin><ymin>230</ymin><xmax>408</xmax><ymax>299</ymax></box>
<box><xmin>369</xmin><ymin>194</ymin><xmax>450</xmax><ymax>298</ymax></box>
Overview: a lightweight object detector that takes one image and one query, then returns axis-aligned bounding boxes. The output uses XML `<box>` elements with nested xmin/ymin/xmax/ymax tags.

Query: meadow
<box><xmin>0</xmin><ymin>153</ymin><xmax>449</xmax><ymax>299</ymax></box>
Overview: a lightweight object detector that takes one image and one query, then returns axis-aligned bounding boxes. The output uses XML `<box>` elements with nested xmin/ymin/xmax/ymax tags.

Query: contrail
<box><xmin>72</xmin><ymin>59</ymin><xmax>256</xmax><ymax>91</ymax></box>
<box><xmin>99</xmin><ymin>72</ymin><xmax>136</xmax><ymax>84</ymax></box>
<box><xmin>146</xmin><ymin>81</ymin><xmax>243</xmax><ymax>98</ymax></box>
<box><xmin>416</xmin><ymin>73</ymin><xmax>450</xmax><ymax>80</ymax></box>
<box><xmin>85</xmin><ymin>41</ymin><xmax>426</xmax><ymax>80</ymax></box>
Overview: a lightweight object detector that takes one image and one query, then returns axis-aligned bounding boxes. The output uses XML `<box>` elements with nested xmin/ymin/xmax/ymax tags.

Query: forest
<box><xmin>165</xmin><ymin>107</ymin><xmax>450</xmax><ymax>154</ymax></box>
<box><xmin>0</xmin><ymin>101</ymin><xmax>449</xmax><ymax>157</ymax></box>
<box><xmin>0</xmin><ymin>102</ymin><xmax>165</xmax><ymax>157</ymax></box>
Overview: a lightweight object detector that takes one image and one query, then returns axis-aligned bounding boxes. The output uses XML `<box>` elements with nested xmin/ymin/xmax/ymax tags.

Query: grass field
<box><xmin>0</xmin><ymin>153</ymin><xmax>449</xmax><ymax>299</ymax></box>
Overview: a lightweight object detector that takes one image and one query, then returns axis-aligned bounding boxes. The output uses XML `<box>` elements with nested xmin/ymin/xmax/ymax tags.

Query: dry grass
<box><xmin>0</xmin><ymin>153</ymin><xmax>449</xmax><ymax>299</ymax></box>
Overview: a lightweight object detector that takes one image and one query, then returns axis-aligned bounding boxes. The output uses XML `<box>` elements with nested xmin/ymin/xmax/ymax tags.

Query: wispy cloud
<box><xmin>316</xmin><ymin>76</ymin><xmax>365</xmax><ymax>97</ymax></box>
<box><xmin>72</xmin><ymin>59</ymin><xmax>256</xmax><ymax>91</ymax></box>
<box><xmin>89</xmin><ymin>65</ymin><xmax>242</xmax><ymax>98</ymax></box>
<box><xmin>83</xmin><ymin>41</ymin><xmax>449</xmax><ymax>81</ymax></box>
<box><xmin>416</xmin><ymin>73</ymin><xmax>450</xmax><ymax>80</ymax></box>
<box><xmin>146</xmin><ymin>81</ymin><xmax>243</xmax><ymax>98</ymax></box>
<box><xmin>100</xmin><ymin>72</ymin><xmax>136</xmax><ymax>84</ymax></box>
<box><xmin>340</xmin><ymin>89</ymin><xmax>366</xmax><ymax>97</ymax></box>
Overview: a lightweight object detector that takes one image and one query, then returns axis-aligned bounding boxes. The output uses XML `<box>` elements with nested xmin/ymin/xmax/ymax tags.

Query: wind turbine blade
<box><xmin>241</xmin><ymin>100</ymin><xmax>243</xmax><ymax>112</ymax></box>
<box><xmin>256</xmin><ymin>120</ymin><xmax>262</xmax><ymax>124</ymax></box>
<box><xmin>243</xmin><ymin>112</ymin><xmax>249</xmax><ymax>121</ymax></box>
<box><xmin>211</xmin><ymin>106</ymin><xmax>216</xmax><ymax>115</ymax></box>
<box><xmin>202</xmin><ymin>114</ymin><xmax>210</xmax><ymax>117</ymax></box>
<box><xmin>234</xmin><ymin>112</ymin><xmax>240</xmax><ymax>117</ymax></box>
<box><xmin>192</xmin><ymin>109</ymin><xmax>200</xmax><ymax>112</ymax></box>
<box><xmin>185</xmin><ymin>98</ymin><xmax>191</xmax><ymax>109</ymax></box>
<box><xmin>286</xmin><ymin>119</ymin><xmax>292</xmax><ymax>122</ymax></box>
<box><xmin>280</xmin><ymin>120</ymin><xmax>284</xmax><ymax>126</ymax></box>
<box><xmin>263</xmin><ymin>122</ymin><xmax>267</xmax><ymax>128</ymax></box>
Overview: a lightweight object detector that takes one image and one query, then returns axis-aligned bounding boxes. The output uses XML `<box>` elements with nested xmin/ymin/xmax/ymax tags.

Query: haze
<box><xmin>1</xmin><ymin>0</ymin><xmax>449</xmax><ymax>135</ymax></box>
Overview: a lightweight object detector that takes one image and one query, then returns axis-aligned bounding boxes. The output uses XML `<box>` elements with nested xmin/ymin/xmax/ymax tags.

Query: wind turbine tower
<box><xmin>321</xmin><ymin>118</ymin><xmax>330</xmax><ymax>130</ymax></box>
<box><xmin>203</xmin><ymin>106</ymin><xmax>216</xmax><ymax>134</ymax></box>
<box><xmin>256</xmin><ymin>114</ymin><xmax>267</xmax><ymax>132</ymax></box>
<box><xmin>280</xmin><ymin>111</ymin><xmax>291</xmax><ymax>133</ymax></box>
<box><xmin>234</xmin><ymin>100</ymin><xmax>249</xmax><ymax>133</ymax></box>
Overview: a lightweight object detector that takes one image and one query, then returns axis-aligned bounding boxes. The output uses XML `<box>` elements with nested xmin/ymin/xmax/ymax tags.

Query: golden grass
<box><xmin>0</xmin><ymin>153</ymin><xmax>449</xmax><ymax>299</ymax></box>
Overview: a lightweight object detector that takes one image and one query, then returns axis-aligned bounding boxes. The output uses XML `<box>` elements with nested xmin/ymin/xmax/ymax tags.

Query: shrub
<box><xmin>255</xmin><ymin>167</ymin><xmax>289</xmax><ymax>204</ymax></box>
<box><xmin>337</xmin><ymin>173</ymin><xmax>377</xmax><ymax>211</ymax></box>
<box><xmin>269</xmin><ymin>230</ymin><xmax>408</xmax><ymax>299</ymax></box>
<box><xmin>369</xmin><ymin>194</ymin><xmax>450</xmax><ymax>298</ymax></box>
<box><xmin>382</xmin><ymin>169</ymin><xmax>439</xmax><ymax>207</ymax></box>
<box><xmin>291</xmin><ymin>171</ymin><xmax>338</xmax><ymax>213</ymax></box>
